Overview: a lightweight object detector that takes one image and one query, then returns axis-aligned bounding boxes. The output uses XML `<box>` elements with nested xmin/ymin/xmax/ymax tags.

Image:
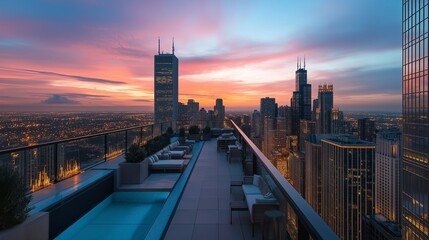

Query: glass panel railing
<box><xmin>0</xmin><ymin>122</ymin><xmax>172</xmax><ymax>192</ymax></box>
<box><xmin>231</xmin><ymin>120</ymin><xmax>338</xmax><ymax>240</ymax></box>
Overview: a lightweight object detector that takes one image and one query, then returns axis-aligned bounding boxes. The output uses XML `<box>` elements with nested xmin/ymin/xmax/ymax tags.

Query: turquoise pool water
<box><xmin>56</xmin><ymin>192</ymin><xmax>169</xmax><ymax>240</ymax></box>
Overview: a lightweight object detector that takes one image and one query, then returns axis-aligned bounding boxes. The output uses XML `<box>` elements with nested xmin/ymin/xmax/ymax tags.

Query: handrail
<box><xmin>0</xmin><ymin>121</ymin><xmax>169</xmax><ymax>154</ymax></box>
<box><xmin>230</xmin><ymin>120</ymin><xmax>338</xmax><ymax>240</ymax></box>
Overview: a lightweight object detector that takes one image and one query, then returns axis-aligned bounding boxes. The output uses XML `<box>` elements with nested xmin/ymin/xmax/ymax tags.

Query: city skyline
<box><xmin>0</xmin><ymin>1</ymin><xmax>400</xmax><ymax>112</ymax></box>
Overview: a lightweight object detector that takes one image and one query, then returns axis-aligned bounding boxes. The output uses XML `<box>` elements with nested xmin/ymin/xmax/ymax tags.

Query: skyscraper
<box><xmin>214</xmin><ymin>98</ymin><xmax>225</xmax><ymax>128</ymax></box>
<box><xmin>291</xmin><ymin>58</ymin><xmax>311</xmax><ymax>137</ymax></box>
<box><xmin>321</xmin><ymin>135</ymin><xmax>375</xmax><ymax>240</ymax></box>
<box><xmin>402</xmin><ymin>1</ymin><xmax>429</xmax><ymax>238</ymax></box>
<box><xmin>375</xmin><ymin>131</ymin><xmax>402</xmax><ymax>223</ymax></box>
<box><xmin>295</xmin><ymin>58</ymin><xmax>312</xmax><ymax>121</ymax></box>
<box><xmin>316</xmin><ymin>84</ymin><xmax>334</xmax><ymax>134</ymax></box>
<box><xmin>358</xmin><ymin>118</ymin><xmax>376</xmax><ymax>142</ymax></box>
<box><xmin>154</xmin><ymin>39</ymin><xmax>179</xmax><ymax>123</ymax></box>
<box><xmin>260</xmin><ymin>97</ymin><xmax>277</xmax><ymax>121</ymax></box>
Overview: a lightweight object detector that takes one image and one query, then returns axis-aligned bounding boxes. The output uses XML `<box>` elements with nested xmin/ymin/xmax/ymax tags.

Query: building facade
<box><xmin>375</xmin><ymin>131</ymin><xmax>402</xmax><ymax>223</ymax></box>
<box><xmin>321</xmin><ymin>136</ymin><xmax>375</xmax><ymax>240</ymax></box>
<box><xmin>154</xmin><ymin>47</ymin><xmax>178</xmax><ymax>123</ymax></box>
<box><xmin>402</xmin><ymin>1</ymin><xmax>429</xmax><ymax>239</ymax></box>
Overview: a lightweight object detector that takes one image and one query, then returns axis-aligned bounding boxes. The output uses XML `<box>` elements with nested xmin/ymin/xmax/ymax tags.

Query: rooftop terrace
<box><xmin>0</xmin><ymin>121</ymin><xmax>338</xmax><ymax>240</ymax></box>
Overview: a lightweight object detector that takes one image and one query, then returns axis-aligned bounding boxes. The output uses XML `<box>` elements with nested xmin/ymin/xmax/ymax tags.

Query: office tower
<box><xmin>295</xmin><ymin>58</ymin><xmax>312</xmax><ymax>121</ymax></box>
<box><xmin>242</xmin><ymin>114</ymin><xmax>250</xmax><ymax>125</ymax></box>
<box><xmin>299</xmin><ymin>120</ymin><xmax>315</xmax><ymax>152</ymax></box>
<box><xmin>304</xmin><ymin>134</ymin><xmax>331</xmax><ymax>215</ymax></box>
<box><xmin>291</xmin><ymin>58</ymin><xmax>311</xmax><ymax>138</ymax></box>
<box><xmin>187</xmin><ymin>99</ymin><xmax>199</xmax><ymax>125</ymax></box>
<box><xmin>291</xmin><ymin>92</ymin><xmax>300</xmax><ymax>135</ymax></box>
<box><xmin>260</xmin><ymin>97</ymin><xmax>277</xmax><ymax>153</ymax></box>
<box><xmin>260</xmin><ymin>97</ymin><xmax>277</xmax><ymax>121</ymax></box>
<box><xmin>251</xmin><ymin>110</ymin><xmax>261</xmax><ymax>138</ymax></box>
<box><xmin>402</xmin><ymin>1</ymin><xmax>429</xmax><ymax>239</ymax></box>
<box><xmin>375</xmin><ymin>131</ymin><xmax>402</xmax><ymax>223</ymax></box>
<box><xmin>289</xmin><ymin>151</ymin><xmax>305</xmax><ymax>195</ymax></box>
<box><xmin>154</xmin><ymin>39</ymin><xmax>178</xmax><ymax>123</ymax></box>
<box><xmin>199</xmin><ymin>108</ymin><xmax>207</xmax><ymax>124</ymax></box>
<box><xmin>360</xmin><ymin>130</ymin><xmax>403</xmax><ymax>240</ymax></box>
<box><xmin>207</xmin><ymin>110</ymin><xmax>215</xmax><ymax>128</ymax></box>
<box><xmin>331</xmin><ymin>108</ymin><xmax>345</xmax><ymax>134</ymax></box>
<box><xmin>316</xmin><ymin>84</ymin><xmax>334</xmax><ymax>134</ymax></box>
<box><xmin>276</xmin><ymin>117</ymin><xmax>287</xmax><ymax>149</ymax></box>
<box><xmin>214</xmin><ymin>98</ymin><xmax>225</xmax><ymax>128</ymax></box>
<box><xmin>278</xmin><ymin>105</ymin><xmax>292</xmax><ymax>135</ymax></box>
<box><xmin>177</xmin><ymin>102</ymin><xmax>188</xmax><ymax>122</ymax></box>
<box><xmin>321</xmin><ymin>135</ymin><xmax>375</xmax><ymax>240</ymax></box>
<box><xmin>358</xmin><ymin>118</ymin><xmax>376</xmax><ymax>142</ymax></box>
<box><xmin>262</xmin><ymin>117</ymin><xmax>276</xmax><ymax>159</ymax></box>
<box><xmin>312</xmin><ymin>99</ymin><xmax>319</xmax><ymax>121</ymax></box>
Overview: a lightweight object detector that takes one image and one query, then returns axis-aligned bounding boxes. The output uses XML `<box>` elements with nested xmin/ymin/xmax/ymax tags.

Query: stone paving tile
<box><xmin>165</xmin><ymin>139</ymin><xmax>261</xmax><ymax>239</ymax></box>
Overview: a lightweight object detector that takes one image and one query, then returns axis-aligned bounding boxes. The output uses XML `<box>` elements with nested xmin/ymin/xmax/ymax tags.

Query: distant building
<box><xmin>304</xmin><ymin>134</ymin><xmax>331</xmax><ymax>214</ymax></box>
<box><xmin>316</xmin><ymin>84</ymin><xmax>333</xmax><ymax>134</ymax></box>
<box><xmin>358</xmin><ymin>118</ymin><xmax>376</xmax><ymax>142</ymax></box>
<box><xmin>375</xmin><ymin>130</ymin><xmax>402</xmax><ymax>223</ymax></box>
<box><xmin>402</xmin><ymin>2</ymin><xmax>429</xmax><ymax>239</ymax></box>
<box><xmin>299</xmin><ymin>120</ymin><xmax>315</xmax><ymax>153</ymax></box>
<box><xmin>187</xmin><ymin>99</ymin><xmax>199</xmax><ymax>125</ymax></box>
<box><xmin>260</xmin><ymin>97</ymin><xmax>277</xmax><ymax>123</ymax></box>
<box><xmin>320</xmin><ymin>135</ymin><xmax>375</xmax><ymax>240</ymax></box>
<box><xmin>362</xmin><ymin>215</ymin><xmax>401</xmax><ymax>240</ymax></box>
<box><xmin>154</xmin><ymin>40</ymin><xmax>178</xmax><ymax>123</ymax></box>
<box><xmin>331</xmin><ymin>108</ymin><xmax>345</xmax><ymax>134</ymax></box>
<box><xmin>214</xmin><ymin>98</ymin><xmax>225</xmax><ymax>128</ymax></box>
<box><xmin>289</xmin><ymin>151</ymin><xmax>305</xmax><ymax>195</ymax></box>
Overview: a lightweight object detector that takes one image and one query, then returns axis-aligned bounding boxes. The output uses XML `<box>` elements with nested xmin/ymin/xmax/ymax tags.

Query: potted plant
<box><xmin>178</xmin><ymin>127</ymin><xmax>186</xmax><ymax>144</ymax></box>
<box><xmin>0</xmin><ymin>165</ymin><xmax>48</xmax><ymax>239</ymax></box>
<box><xmin>165</xmin><ymin>127</ymin><xmax>173</xmax><ymax>138</ymax></box>
<box><xmin>120</xmin><ymin>144</ymin><xmax>148</xmax><ymax>184</ymax></box>
<box><xmin>202</xmin><ymin>126</ymin><xmax>211</xmax><ymax>141</ymax></box>
<box><xmin>188</xmin><ymin>125</ymin><xmax>200</xmax><ymax>141</ymax></box>
<box><xmin>0</xmin><ymin>164</ymin><xmax>32</xmax><ymax>230</ymax></box>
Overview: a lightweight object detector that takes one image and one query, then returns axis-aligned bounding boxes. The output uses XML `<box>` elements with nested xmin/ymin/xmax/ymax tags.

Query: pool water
<box><xmin>56</xmin><ymin>192</ymin><xmax>169</xmax><ymax>240</ymax></box>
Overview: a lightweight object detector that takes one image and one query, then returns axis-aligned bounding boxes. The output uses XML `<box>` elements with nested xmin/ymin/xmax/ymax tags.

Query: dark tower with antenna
<box><xmin>154</xmin><ymin>37</ymin><xmax>179</xmax><ymax>123</ymax></box>
<box><xmin>291</xmin><ymin>56</ymin><xmax>311</xmax><ymax>135</ymax></box>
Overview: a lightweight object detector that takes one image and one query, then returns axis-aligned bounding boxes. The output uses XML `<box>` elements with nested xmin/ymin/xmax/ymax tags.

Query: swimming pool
<box><xmin>56</xmin><ymin>191</ymin><xmax>169</xmax><ymax>240</ymax></box>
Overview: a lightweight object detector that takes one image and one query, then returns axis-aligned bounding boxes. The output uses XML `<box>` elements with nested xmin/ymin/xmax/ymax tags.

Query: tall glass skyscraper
<box><xmin>402</xmin><ymin>1</ymin><xmax>429</xmax><ymax>239</ymax></box>
<box><xmin>154</xmin><ymin>41</ymin><xmax>178</xmax><ymax>123</ymax></box>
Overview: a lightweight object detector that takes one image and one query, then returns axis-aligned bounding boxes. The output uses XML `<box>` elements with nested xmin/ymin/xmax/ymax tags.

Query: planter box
<box><xmin>188</xmin><ymin>134</ymin><xmax>200</xmax><ymax>141</ymax></box>
<box><xmin>0</xmin><ymin>212</ymin><xmax>49</xmax><ymax>240</ymax></box>
<box><xmin>119</xmin><ymin>160</ymin><xmax>148</xmax><ymax>184</ymax></box>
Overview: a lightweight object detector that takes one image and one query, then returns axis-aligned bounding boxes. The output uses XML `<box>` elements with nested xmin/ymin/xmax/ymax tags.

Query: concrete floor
<box><xmin>164</xmin><ymin>139</ymin><xmax>262</xmax><ymax>240</ymax></box>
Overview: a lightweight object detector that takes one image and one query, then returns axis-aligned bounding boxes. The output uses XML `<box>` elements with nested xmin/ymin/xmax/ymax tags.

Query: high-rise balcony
<box><xmin>0</xmin><ymin>120</ymin><xmax>337</xmax><ymax>239</ymax></box>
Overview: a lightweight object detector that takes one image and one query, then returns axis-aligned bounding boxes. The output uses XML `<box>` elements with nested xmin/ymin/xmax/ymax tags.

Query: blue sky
<box><xmin>0</xmin><ymin>0</ymin><xmax>402</xmax><ymax>112</ymax></box>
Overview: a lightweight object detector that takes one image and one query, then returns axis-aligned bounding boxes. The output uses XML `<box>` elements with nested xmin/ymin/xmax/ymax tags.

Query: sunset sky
<box><xmin>0</xmin><ymin>1</ymin><xmax>401</xmax><ymax>112</ymax></box>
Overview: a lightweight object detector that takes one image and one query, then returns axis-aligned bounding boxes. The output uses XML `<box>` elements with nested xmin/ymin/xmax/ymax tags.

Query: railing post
<box><xmin>125</xmin><ymin>130</ymin><xmax>128</xmax><ymax>153</ymax></box>
<box><xmin>54</xmin><ymin>143</ymin><xmax>58</xmax><ymax>183</ymax></box>
<box><xmin>104</xmin><ymin>134</ymin><xmax>108</xmax><ymax>161</ymax></box>
<box><xmin>140</xmin><ymin>127</ymin><xmax>143</xmax><ymax>145</ymax></box>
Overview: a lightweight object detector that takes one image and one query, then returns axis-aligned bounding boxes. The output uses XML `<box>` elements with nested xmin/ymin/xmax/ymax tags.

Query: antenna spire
<box><xmin>158</xmin><ymin>37</ymin><xmax>160</xmax><ymax>54</ymax></box>
<box><xmin>304</xmin><ymin>55</ymin><xmax>306</xmax><ymax>69</ymax></box>
<box><xmin>172</xmin><ymin>37</ymin><xmax>175</xmax><ymax>54</ymax></box>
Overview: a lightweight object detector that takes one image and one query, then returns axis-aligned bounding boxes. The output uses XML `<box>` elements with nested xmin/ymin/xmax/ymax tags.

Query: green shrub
<box><xmin>125</xmin><ymin>144</ymin><xmax>147</xmax><ymax>163</ymax></box>
<box><xmin>165</xmin><ymin>127</ymin><xmax>173</xmax><ymax>136</ymax></box>
<box><xmin>188</xmin><ymin>125</ymin><xmax>200</xmax><ymax>135</ymax></box>
<box><xmin>178</xmin><ymin>127</ymin><xmax>185</xmax><ymax>137</ymax></box>
<box><xmin>203</xmin><ymin>126</ymin><xmax>211</xmax><ymax>133</ymax></box>
<box><xmin>0</xmin><ymin>164</ymin><xmax>32</xmax><ymax>230</ymax></box>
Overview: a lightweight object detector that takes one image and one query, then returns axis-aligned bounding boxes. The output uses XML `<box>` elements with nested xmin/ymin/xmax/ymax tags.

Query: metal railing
<box><xmin>231</xmin><ymin>120</ymin><xmax>338</xmax><ymax>240</ymax></box>
<box><xmin>0</xmin><ymin>122</ymin><xmax>172</xmax><ymax>192</ymax></box>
